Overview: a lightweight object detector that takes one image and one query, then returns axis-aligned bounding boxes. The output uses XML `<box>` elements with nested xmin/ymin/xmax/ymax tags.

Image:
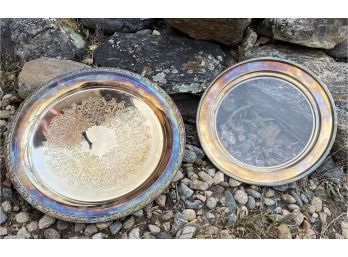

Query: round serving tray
<box><xmin>5</xmin><ymin>68</ymin><xmax>185</xmax><ymax>222</ymax></box>
<box><xmin>197</xmin><ymin>58</ymin><xmax>337</xmax><ymax>186</ymax></box>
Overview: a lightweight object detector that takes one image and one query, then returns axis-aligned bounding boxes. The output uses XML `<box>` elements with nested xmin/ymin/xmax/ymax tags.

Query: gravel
<box><xmin>178</xmin><ymin>183</ymin><xmax>193</xmax><ymax>200</ymax></box>
<box><xmin>15</xmin><ymin>212</ymin><xmax>30</xmax><ymax>224</ymax></box>
<box><xmin>234</xmin><ymin>190</ymin><xmax>248</xmax><ymax>205</ymax></box>
<box><xmin>128</xmin><ymin>227</ymin><xmax>140</xmax><ymax>239</ymax></box>
<box><xmin>224</xmin><ymin>190</ymin><xmax>237</xmax><ymax>213</ymax></box>
<box><xmin>0</xmin><ymin>210</ymin><xmax>7</xmax><ymax>225</ymax></box>
<box><xmin>38</xmin><ymin>215</ymin><xmax>56</xmax><ymax>229</ymax></box>
<box><xmin>206</xmin><ymin>197</ymin><xmax>218</xmax><ymax>209</ymax></box>
<box><xmin>109</xmin><ymin>221</ymin><xmax>122</xmax><ymax>235</ymax></box>
<box><xmin>311</xmin><ymin>197</ymin><xmax>323</xmax><ymax>212</ymax></box>
<box><xmin>44</xmin><ymin>228</ymin><xmax>61</xmax><ymax>239</ymax></box>
<box><xmin>182</xmin><ymin>209</ymin><xmax>196</xmax><ymax>221</ymax></box>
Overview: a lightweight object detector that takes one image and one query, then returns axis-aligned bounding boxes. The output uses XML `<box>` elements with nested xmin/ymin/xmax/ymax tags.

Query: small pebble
<box><xmin>1</xmin><ymin>201</ymin><xmax>12</xmax><ymax>213</ymax></box>
<box><xmin>182</xmin><ymin>209</ymin><xmax>196</xmax><ymax>221</ymax></box>
<box><xmin>109</xmin><ymin>221</ymin><xmax>122</xmax><ymax>235</ymax></box>
<box><xmin>206</xmin><ymin>197</ymin><xmax>217</xmax><ymax>209</ymax></box>
<box><xmin>39</xmin><ymin>215</ymin><xmax>56</xmax><ymax>229</ymax></box>
<box><xmin>224</xmin><ymin>190</ymin><xmax>237</xmax><ymax>213</ymax></box>
<box><xmin>213</xmin><ymin>171</ymin><xmax>225</xmax><ymax>185</ymax></box>
<box><xmin>0</xmin><ymin>210</ymin><xmax>7</xmax><ymax>225</ymax></box>
<box><xmin>229</xmin><ymin>178</ymin><xmax>242</xmax><ymax>187</ymax></box>
<box><xmin>157</xmin><ymin>231</ymin><xmax>173</xmax><ymax>239</ymax></box>
<box><xmin>265</xmin><ymin>189</ymin><xmax>275</xmax><ymax>198</ymax></box>
<box><xmin>234</xmin><ymin>190</ymin><xmax>248</xmax><ymax>205</ymax></box>
<box><xmin>44</xmin><ymin>228</ymin><xmax>61</xmax><ymax>239</ymax></box>
<box><xmin>17</xmin><ymin>227</ymin><xmax>31</xmax><ymax>239</ymax></box>
<box><xmin>26</xmin><ymin>221</ymin><xmax>39</xmax><ymax>232</ymax></box>
<box><xmin>178</xmin><ymin>183</ymin><xmax>193</xmax><ymax>200</ymax></box>
<box><xmin>92</xmin><ymin>232</ymin><xmax>106</xmax><ymax>239</ymax></box>
<box><xmin>189</xmin><ymin>179</ymin><xmax>209</xmax><ymax>191</ymax></box>
<box><xmin>84</xmin><ymin>224</ymin><xmax>98</xmax><ymax>237</ymax></box>
<box><xmin>263</xmin><ymin>198</ymin><xmax>275</xmax><ymax>206</ymax></box>
<box><xmin>0</xmin><ymin>227</ymin><xmax>7</xmax><ymax>236</ymax></box>
<box><xmin>123</xmin><ymin>216</ymin><xmax>135</xmax><ymax>229</ymax></box>
<box><xmin>247</xmin><ymin>189</ymin><xmax>261</xmax><ymax>199</ymax></box>
<box><xmin>148</xmin><ymin>224</ymin><xmax>161</xmax><ymax>235</ymax></box>
<box><xmin>282</xmin><ymin>194</ymin><xmax>296</xmax><ymax>204</ymax></box>
<box><xmin>185</xmin><ymin>199</ymin><xmax>203</xmax><ymax>209</ymax></box>
<box><xmin>15</xmin><ymin>212</ymin><xmax>30</xmax><ymax>223</ymax></box>
<box><xmin>246</xmin><ymin>196</ymin><xmax>256</xmax><ymax>210</ymax></box>
<box><xmin>226</xmin><ymin>213</ymin><xmax>237</xmax><ymax>226</ymax></box>
<box><xmin>177</xmin><ymin>226</ymin><xmax>196</xmax><ymax>239</ymax></box>
<box><xmin>128</xmin><ymin>227</ymin><xmax>140</xmax><ymax>239</ymax></box>
<box><xmin>155</xmin><ymin>195</ymin><xmax>166</xmax><ymax>208</ymax></box>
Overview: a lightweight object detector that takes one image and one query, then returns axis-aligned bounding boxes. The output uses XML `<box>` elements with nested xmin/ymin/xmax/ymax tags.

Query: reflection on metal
<box><xmin>197</xmin><ymin>58</ymin><xmax>337</xmax><ymax>186</ymax></box>
<box><xmin>5</xmin><ymin>68</ymin><xmax>185</xmax><ymax>223</ymax></box>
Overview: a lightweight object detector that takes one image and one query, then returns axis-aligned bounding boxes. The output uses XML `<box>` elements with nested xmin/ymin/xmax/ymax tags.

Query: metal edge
<box><xmin>196</xmin><ymin>57</ymin><xmax>338</xmax><ymax>186</ymax></box>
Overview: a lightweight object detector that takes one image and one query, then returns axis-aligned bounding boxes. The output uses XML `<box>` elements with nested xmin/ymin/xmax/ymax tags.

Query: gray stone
<box><xmin>148</xmin><ymin>224</ymin><xmax>161</xmax><ymax>235</ymax></box>
<box><xmin>257</xmin><ymin>18</ymin><xmax>347</xmax><ymax>49</ymax></box>
<box><xmin>171</xmin><ymin>212</ymin><xmax>187</xmax><ymax>235</ymax></box>
<box><xmin>84</xmin><ymin>224</ymin><xmax>98</xmax><ymax>237</ymax></box>
<box><xmin>133</xmin><ymin>209</ymin><xmax>144</xmax><ymax>217</ymax></box>
<box><xmin>183</xmin><ymin>149</ymin><xmax>197</xmax><ymax>163</ymax></box>
<box><xmin>94</xmin><ymin>33</ymin><xmax>224</xmax><ymax>94</ymax></box>
<box><xmin>157</xmin><ymin>231</ymin><xmax>173</xmax><ymax>239</ymax></box>
<box><xmin>80</xmin><ymin>18</ymin><xmax>157</xmax><ymax>34</ymax></box>
<box><xmin>0</xmin><ymin>227</ymin><xmax>7</xmax><ymax>236</ymax></box>
<box><xmin>229</xmin><ymin>178</ymin><xmax>242</xmax><ymax>188</ymax></box>
<box><xmin>185</xmin><ymin>199</ymin><xmax>204</xmax><ymax>210</ymax></box>
<box><xmin>155</xmin><ymin>195</ymin><xmax>166</xmax><ymax>208</ymax></box>
<box><xmin>44</xmin><ymin>228</ymin><xmax>61</xmax><ymax>239</ymax></box>
<box><xmin>178</xmin><ymin>183</ymin><xmax>193</xmax><ymax>200</ymax></box>
<box><xmin>198</xmin><ymin>171</ymin><xmax>214</xmax><ymax>186</ymax></box>
<box><xmin>109</xmin><ymin>221</ymin><xmax>122</xmax><ymax>235</ymax></box>
<box><xmin>128</xmin><ymin>227</ymin><xmax>140</xmax><ymax>239</ymax></box>
<box><xmin>241</xmin><ymin>44</ymin><xmax>348</xmax><ymax>163</ymax></box>
<box><xmin>1</xmin><ymin>18</ymin><xmax>86</xmax><ymax>70</ymax></box>
<box><xmin>246</xmin><ymin>189</ymin><xmax>261</xmax><ymax>199</ymax></box>
<box><xmin>246</xmin><ymin>196</ymin><xmax>256</xmax><ymax>210</ymax></box>
<box><xmin>74</xmin><ymin>223</ymin><xmax>86</xmax><ymax>233</ymax></box>
<box><xmin>17</xmin><ymin>227</ymin><xmax>31</xmax><ymax>239</ymax></box>
<box><xmin>2</xmin><ymin>187</ymin><xmax>12</xmax><ymax>200</ymax></box>
<box><xmin>92</xmin><ymin>232</ymin><xmax>106</xmax><ymax>239</ymax></box>
<box><xmin>327</xmin><ymin>38</ymin><xmax>348</xmax><ymax>59</ymax></box>
<box><xmin>291</xmin><ymin>211</ymin><xmax>304</xmax><ymax>226</ymax></box>
<box><xmin>189</xmin><ymin>179</ymin><xmax>209</xmax><ymax>191</ymax></box>
<box><xmin>290</xmin><ymin>190</ymin><xmax>303</xmax><ymax>207</ymax></box>
<box><xmin>56</xmin><ymin>220</ymin><xmax>69</xmax><ymax>231</ymax></box>
<box><xmin>182</xmin><ymin>209</ymin><xmax>196</xmax><ymax>221</ymax></box>
<box><xmin>177</xmin><ymin>226</ymin><xmax>197</xmax><ymax>239</ymax></box>
<box><xmin>234</xmin><ymin>190</ymin><xmax>248</xmax><ymax>205</ymax></box>
<box><xmin>213</xmin><ymin>171</ymin><xmax>225</xmax><ymax>185</ymax></box>
<box><xmin>15</xmin><ymin>212</ymin><xmax>30</xmax><ymax>223</ymax></box>
<box><xmin>300</xmin><ymin>193</ymin><xmax>309</xmax><ymax>204</ymax></box>
<box><xmin>0</xmin><ymin>210</ymin><xmax>7</xmax><ymax>225</ymax></box>
<box><xmin>1</xmin><ymin>201</ymin><xmax>12</xmax><ymax>213</ymax></box>
<box><xmin>38</xmin><ymin>215</ymin><xmax>56</xmax><ymax>229</ymax></box>
<box><xmin>26</xmin><ymin>221</ymin><xmax>38</xmax><ymax>232</ymax></box>
<box><xmin>264</xmin><ymin>198</ymin><xmax>276</xmax><ymax>206</ymax></box>
<box><xmin>281</xmin><ymin>194</ymin><xmax>297</xmax><ymax>204</ymax></box>
<box><xmin>123</xmin><ymin>216</ymin><xmax>135</xmax><ymax>229</ymax></box>
<box><xmin>18</xmin><ymin>57</ymin><xmax>89</xmax><ymax>99</ymax></box>
<box><xmin>186</xmin><ymin>144</ymin><xmax>205</xmax><ymax>159</ymax></box>
<box><xmin>165</xmin><ymin>18</ymin><xmax>251</xmax><ymax>46</ymax></box>
<box><xmin>224</xmin><ymin>190</ymin><xmax>237</xmax><ymax>213</ymax></box>
<box><xmin>206</xmin><ymin>197</ymin><xmax>218</xmax><ymax>209</ymax></box>
<box><xmin>311</xmin><ymin>157</ymin><xmax>344</xmax><ymax>183</ymax></box>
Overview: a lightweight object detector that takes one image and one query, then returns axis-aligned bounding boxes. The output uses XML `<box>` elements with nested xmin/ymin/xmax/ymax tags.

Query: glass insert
<box><xmin>216</xmin><ymin>77</ymin><xmax>314</xmax><ymax>167</ymax></box>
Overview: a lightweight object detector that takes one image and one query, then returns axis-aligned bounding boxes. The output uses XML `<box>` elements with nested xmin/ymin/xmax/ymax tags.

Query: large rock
<box><xmin>0</xmin><ymin>18</ymin><xmax>86</xmax><ymax>68</ymax></box>
<box><xmin>80</xmin><ymin>18</ymin><xmax>157</xmax><ymax>34</ymax></box>
<box><xmin>18</xmin><ymin>57</ymin><xmax>89</xmax><ymax>99</ymax></box>
<box><xmin>241</xmin><ymin>44</ymin><xmax>348</xmax><ymax>164</ymax></box>
<box><xmin>327</xmin><ymin>39</ymin><xmax>348</xmax><ymax>59</ymax></box>
<box><xmin>164</xmin><ymin>18</ymin><xmax>251</xmax><ymax>46</ymax></box>
<box><xmin>257</xmin><ymin>18</ymin><xmax>347</xmax><ymax>49</ymax></box>
<box><xmin>94</xmin><ymin>33</ymin><xmax>224</xmax><ymax>94</ymax></box>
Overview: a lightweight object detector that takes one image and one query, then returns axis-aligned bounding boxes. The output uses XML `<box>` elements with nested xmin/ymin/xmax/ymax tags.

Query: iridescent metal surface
<box><xmin>197</xmin><ymin>58</ymin><xmax>337</xmax><ymax>185</ymax></box>
<box><xmin>5</xmin><ymin>68</ymin><xmax>185</xmax><ymax>222</ymax></box>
